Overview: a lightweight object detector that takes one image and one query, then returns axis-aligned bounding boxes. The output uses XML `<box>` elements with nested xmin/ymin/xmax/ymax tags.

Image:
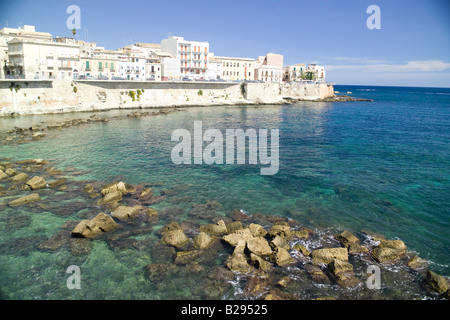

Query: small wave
<box><xmin>356</xmin><ymin>89</ymin><xmax>376</xmax><ymax>91</ymax></box>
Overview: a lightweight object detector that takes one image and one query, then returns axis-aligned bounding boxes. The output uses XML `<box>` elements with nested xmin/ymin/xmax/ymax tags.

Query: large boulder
<box><xmin>273</xmin><ymin>247</ymin><xmax>295</xmax><ymax>267</ymax></box>
<box><xmin>71</xmin><ymin>212</ymin><xmax>118</xmax><ymax>238</ymax></box>
<box><xmin>250</xmin><ymin>253</ymin><xmax>272</xmax><ymax>271</ymax></box>
<box><xmin>371</xmin><ymin>239</ymin><xmax>406</xmax><ymax>263</ymax></box>
<box><xmin>0</xmin><ymin>170</ymin><xmax>8</xmax><ymax>180</ymax></box>
<box><xmin>310</xmin><ymin>247</ymin><xmax>348</xmax><ymax>264</ymax></box>
<box><xmin>328</xmin><ymin>259</ymin><xmax>360</xmax><ymax>288</ymax></box>
<box><xmin>247</xmin><ymin>237</ymin><xmax>272</xmax><ymax>256</ymax></box>
<box><xmin>407</xmin><ymin>255</ymin><xmax>428</xmax><ymax>270</ymax></box>
<box><xmin>200</xmin><ymin>220</ymin><xmax>228</xmax><ymax>236</ymax></box>
<box><xmin>425</xmin><ymin>270</ymin><xmax>449</xmax><ymax>294</ymax></box>
<box><xmin>8</xmin><ymin>193</ymin><xmax>41</xmax><ymax>206</ymax></box>
<box><xmin>26</xmin><ymin>176</ymin><xmax>47</xmax><ymax>190</ymax></box>
<box><xmin>226</xmin><ymin>253</ymin><xmax>252</xmax><ymax>273</ymax></box>
<box><xmin>336</xmin><ymin>230</ymin><xmax>359</xmax><ymax>244</ymax></box>
<box><xmin>161</xmin><ymin>228</ymin><xmax>190</xmax><ymax>248</ymax></box>
<box><xmin>101</xmin><ymin>181</ymin><xmax>134</xmax><ymax>196</ymax></box>
<box><xmin>268</xmin><ymin>224</ymin><xmax>291</xmax><ymax>239</ymax></box>
<box><xmin>247</xmin><ymin>223</ymin><xmax>267</xmax><ymax>237</ymax></box>
<box><xmin>12</xmin><ymin>172</ymin><xmax>29</xmax><ymax>183</ymax></box>
<box><xmin>222</xmin><ymin>228</ymin><xmax>253</xmax><ymax>247</ymax></box>
<box><xmin>270</xmin><ymin>235</ymin><xmax>289</xmax><ymax>250</ymax></box>
<box><xmin>193</xmin><ymin>232</ymin><xmax>215</xmax><ymax>249</ymax></box>
<box><xmin>97</xmin><ymin>190</ymin><xmax>123</xmax><ymax>205</ymax></box>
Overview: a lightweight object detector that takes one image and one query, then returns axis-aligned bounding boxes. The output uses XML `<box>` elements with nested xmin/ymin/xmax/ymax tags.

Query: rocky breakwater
<box><xmin>147</xmin><ymin>209</ymin><xmax>450</xmax><ymax>300</ymax></box>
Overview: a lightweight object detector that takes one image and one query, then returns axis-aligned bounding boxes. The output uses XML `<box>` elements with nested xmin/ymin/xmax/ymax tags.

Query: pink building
<box><xmin>255</xmin><ymin>53</ymin><xmax>284</xmax><ymax>83</ymax></box>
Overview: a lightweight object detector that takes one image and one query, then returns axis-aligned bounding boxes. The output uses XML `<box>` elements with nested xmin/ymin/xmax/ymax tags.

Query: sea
<box><xmin>0</xmin><ymin>84</ymin><xmax>449</xmax><ymax>299</ymax></box>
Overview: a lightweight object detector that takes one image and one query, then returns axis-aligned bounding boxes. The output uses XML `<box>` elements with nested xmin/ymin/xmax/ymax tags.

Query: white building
<box><xmin>205</xmin><ymin>54</ymin><xmax>223</xmax><ymax>80</ymax></box>
<box><xmin>306</xmin><ymin>64</ymin><xmax>326</xmax><ymax>82</ymax></box>
<box><xmin>1</xmin><ymin>25</ymin><xmax>53</xmax><ymax>78</ymax></box>
<box><xmin>119</xmin><ymin>56</ymin><xmax>146</xmax><ymax>81</ymax></box>
<box><xmin>6</xmin><ymin>36</ymin><xmax>80</xmax><ymax>79</ymax></box>
<box><xmin>284</xmin><ymin>63</ymin><xmax>306</xmax><ymax>82</ymax></box>
<box><xmin>161</xmin><ymin>56</ymin><xmax>181</xmax><ymax>81</ymax></box>
<box><xmin>161</xmin><ymin>36</ymin><xmax>209</xmax><ymax>80</ymax></box>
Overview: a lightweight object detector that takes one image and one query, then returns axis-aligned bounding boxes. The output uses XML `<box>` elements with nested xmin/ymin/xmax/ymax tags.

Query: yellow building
<box><xmin>213</xmin><ymin>56</ymin><xmax>255</xmax><ymax>81</ymax></box>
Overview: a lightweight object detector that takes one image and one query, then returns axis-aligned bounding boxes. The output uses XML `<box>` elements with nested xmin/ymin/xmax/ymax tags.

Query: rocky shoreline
<box><xmin>283</xmin><ymin>95</ymin><xmax>373</xmax><ymax>103</ymax></box>
<box><xmin>1</xmin><ymin>108</ymin><xmax>183</xmax><ymax>146</ymax></box>
<box><xmin>0</xmin><ymin>156</ymin><xmax>449</xmax><ymax>299</ymax></box>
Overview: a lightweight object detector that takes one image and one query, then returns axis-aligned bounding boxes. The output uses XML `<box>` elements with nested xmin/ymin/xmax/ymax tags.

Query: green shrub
<box><xmin>198</xmin><ymin>90</ymin><xmax>203</xmax><ymax>96</ymax></box>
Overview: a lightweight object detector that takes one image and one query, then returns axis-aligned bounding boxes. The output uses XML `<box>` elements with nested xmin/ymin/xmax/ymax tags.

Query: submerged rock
<box><xmin>111</xmin><ymin>205</ymin><xmax>139</xmax><ymax>221</ymax></box>
<box><xmin>174</xmin><ymin>250</ymin><xmax>202</xmax><ymax>265</ymax></box>
<box><xmin>8</xmin><ymin>193</ymin><xmax>41</xmax><ymax>206</ymax></box>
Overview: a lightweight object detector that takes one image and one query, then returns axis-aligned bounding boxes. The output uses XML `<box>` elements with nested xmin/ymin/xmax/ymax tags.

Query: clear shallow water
<box><xmin>0</xmin><ymin>85</ymin><xmax>449</xmax><ymax>299</ymax></box>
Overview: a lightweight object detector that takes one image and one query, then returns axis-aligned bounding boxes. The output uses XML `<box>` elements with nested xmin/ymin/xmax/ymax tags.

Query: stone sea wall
<box><xmin>0</xmin><ymin>79</ymin><xmax>334</xmax><ymax>116</ymax></box>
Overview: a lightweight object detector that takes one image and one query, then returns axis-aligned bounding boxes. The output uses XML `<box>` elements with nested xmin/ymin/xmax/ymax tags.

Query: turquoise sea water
<box><xmin>0</xmin><ymin>85</ymin><xmax>449</xmax><ymax>299</ymax></box>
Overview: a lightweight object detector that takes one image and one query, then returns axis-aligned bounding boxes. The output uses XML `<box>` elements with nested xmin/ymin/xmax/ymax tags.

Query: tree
<box><xmin>72</xmin><ymin>28</ymin><xmax>76</xmax><ymax>39</ymax></box>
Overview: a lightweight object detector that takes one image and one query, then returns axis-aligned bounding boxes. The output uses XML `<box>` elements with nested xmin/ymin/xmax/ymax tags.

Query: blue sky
<box><xmin>1</xmin><ymin>0</ymin><xmax>449</xmax><ymax>87</ymax></box>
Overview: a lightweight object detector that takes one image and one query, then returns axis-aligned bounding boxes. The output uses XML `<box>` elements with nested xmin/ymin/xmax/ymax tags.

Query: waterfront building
<box><xmin>284</xmin><ymin>63</ymin><xmax>306</xmax><ymax>82</ymax></box>
<box><xmin>254</xmin><ymin>53</ymin><xmax>284</xmax><ymax>83</ymax></box>
<box><xmin>160</xmin><ymin>54</ymin><xmax>181</xmax><ymax>81</ymax></box>
<box><xmin>6</xmin><ymin>36</ymin><xmax>80</xmax><ymax>79</ymax></box>
<box><xmin>205</xmin><ymin>53</ymin><xmax>223</xmax><ymax>80</ymax></box>
<box><xmin>161</xmin><ymin>36</ymin><xmax>209</xmax><ymax>80</ymax></box>
<box><xmin>80</xmin><ymin>47</ymin><xmax>123</xmax><ymax>79</ymax></box>
<box><xmin>1</xmin><ymin>25</ymin><xmax>53</xmax><ymax>78</ymax></box>
<box><xmin>306</xmin><ymin>64</ymin><xmax>326</xmax><ymax>82</ymax></box>
<box><xmin>213</xmin><ymin>55</ymin><xmax>255</xmax><ymax>81</ymax></box>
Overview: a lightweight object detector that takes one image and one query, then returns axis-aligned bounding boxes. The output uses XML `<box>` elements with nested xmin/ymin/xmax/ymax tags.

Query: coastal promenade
<box><xmin>0</xmin><ymin>79</ymin><xmax>334</xmax><ymax>116</ymax></box>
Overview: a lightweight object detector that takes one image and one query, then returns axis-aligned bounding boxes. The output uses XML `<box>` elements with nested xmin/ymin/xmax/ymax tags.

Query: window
<box><xmin>86</xmin><ymin>61</ymin><xmax>90</xmax><ymax>69</ymax></box>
